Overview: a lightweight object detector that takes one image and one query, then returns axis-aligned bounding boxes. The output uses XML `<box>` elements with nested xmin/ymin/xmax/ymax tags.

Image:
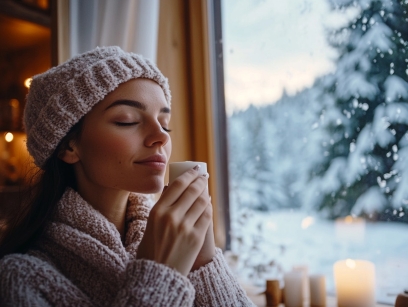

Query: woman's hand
<box><xmin>191</xmin><ymin>217</ymin><xmax>216</xmax><ymax>272</ymax></box>
<box><xmin>136</xmin><ymin>166</ymin><xmax>213</xmax><ymax>276</ymax></box>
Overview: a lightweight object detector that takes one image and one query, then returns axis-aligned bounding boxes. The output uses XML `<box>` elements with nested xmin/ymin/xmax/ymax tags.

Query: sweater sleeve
<box><xmin>187</xmin><ymin>248</ymin><xmax>256</xmax><ymax>307</ymax></box>
<box><xmin>112</xmin><ymin>258</ymin><xmax>195</xmax><ymax>307</ymax></box>
<box><xmin>0</xmin><ymin>254</ymin><xmax>93</xmax><ymax>307</ymax></box>
<box><xmin>0</xmin><ymin>255</ymin><xmax>194</xmax><ymax>307</ymax></box>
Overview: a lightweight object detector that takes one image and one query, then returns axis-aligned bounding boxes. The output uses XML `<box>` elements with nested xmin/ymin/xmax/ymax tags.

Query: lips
<box><xmin>135</xmin><ymin>154</ymin><xmax>167</xmax><ymax>164</ymax></box>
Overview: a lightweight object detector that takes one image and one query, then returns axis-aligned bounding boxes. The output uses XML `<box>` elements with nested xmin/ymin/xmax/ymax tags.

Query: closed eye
<box><xmin>115</xmin><ymin>122</ymin><xmax>171</xmax><ymax>132</ymax></box>
<box><xmin>115</xmin><ymin>122</ymin><xmax>138</xmax><ymax>126</ymax></box>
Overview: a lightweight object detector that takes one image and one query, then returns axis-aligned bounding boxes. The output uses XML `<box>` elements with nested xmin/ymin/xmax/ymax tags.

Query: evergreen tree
<box><xmin>228</xmin><ymin>87</ymin><xmax>324</xmax><ymax>212</ymax></box>
<box><xmin>229</xmin><ymin>105</ymin><xmax>286</xmax><ymax>211</ymax></box>
<box><xmin>309</xmin><ymin>0</ymin><xmax>408</xmax><ymax>219</ymax></box>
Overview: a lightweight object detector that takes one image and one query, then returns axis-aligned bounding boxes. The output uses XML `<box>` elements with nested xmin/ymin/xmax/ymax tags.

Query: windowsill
<box><xmin>243</xmin><ymin>284</ymin><xmax>392</xmax><ymax>307</ymax></box>
<box><xmin>248</xmin><ymin>294</ymin><xmax>391</xmax><ymax>307</ymax></box>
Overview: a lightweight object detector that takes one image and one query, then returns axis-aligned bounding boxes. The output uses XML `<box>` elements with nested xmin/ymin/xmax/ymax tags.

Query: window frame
<box><xmin>206</xmin><ymin>0</ymin><xmax>231</xmax><ymax>250</ymax></box>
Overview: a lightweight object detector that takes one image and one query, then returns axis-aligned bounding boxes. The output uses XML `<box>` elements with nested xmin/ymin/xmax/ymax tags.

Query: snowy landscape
<box><xmin>222</xmin><ymin>0</ymin><xmax>408</xmax><ymax>304</ymax></box>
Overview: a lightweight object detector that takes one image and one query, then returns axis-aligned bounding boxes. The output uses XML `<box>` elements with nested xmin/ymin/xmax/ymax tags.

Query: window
<box><xmin>220</xmin><ymin>0</ymin><xmax>408</xmax><ymax>304</ymax></box>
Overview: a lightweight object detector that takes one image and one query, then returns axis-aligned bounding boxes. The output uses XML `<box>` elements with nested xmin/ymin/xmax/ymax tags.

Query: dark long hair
<box><xmin>0</xmin><ymin>120</ymin><xmax>83</xmax><ymax>258</ymax></box>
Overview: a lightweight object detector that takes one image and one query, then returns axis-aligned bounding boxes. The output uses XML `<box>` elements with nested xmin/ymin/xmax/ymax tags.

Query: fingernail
<box><xmin>209</xmin><ymin>196</ymin><xmax>212</xmax><ymax>202</ymax></box>
<box><xmin>202</xmin><ymin>172</ymin><xmax>209</xmax><ymax>178</ymax></box>
<box><xmin>193</xmin><ymin>165</ymin><xmax>201</xmax><ymax>171</ymax></box>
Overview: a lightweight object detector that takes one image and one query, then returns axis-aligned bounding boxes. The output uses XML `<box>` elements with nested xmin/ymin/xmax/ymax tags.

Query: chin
<box><xmin>129</xmin><ymin>179</ymin><xmax>164</xmax><ymax>194</ymax></box>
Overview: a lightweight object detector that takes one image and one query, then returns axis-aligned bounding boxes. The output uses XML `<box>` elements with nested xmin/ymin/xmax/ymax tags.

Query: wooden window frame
<box><xmin>157</xmin><ymin>0</ymin><xmax>231</xmax><ymax>249</ymax></box>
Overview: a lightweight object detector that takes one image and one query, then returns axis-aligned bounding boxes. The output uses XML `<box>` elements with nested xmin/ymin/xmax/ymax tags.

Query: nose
<box><xmin>144</xmin><ymin>120</ymin><xmax>170</xmax><ymax>148</ymax></box>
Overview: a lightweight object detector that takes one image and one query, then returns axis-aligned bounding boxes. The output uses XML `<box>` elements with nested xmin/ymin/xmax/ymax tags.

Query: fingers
<box><xmin>170</xmin><ymin>173</ymin><xmax>208</xmax><ymax>215</ymax></box>
<box><xmin>160</xmin><ymin>166</ymin><xmax>205</xmax><ymax>207</ymax></box>
<box><xmin>183</xmin><ymin>189</ymin><xmax>211</xmax><ymax>228</ymax></box>
<box><xmin>138</xmin><ymin>166</ymin><xmax>213</xmax><ymax>276</ymax></box>
<box><xmin>193</xmin><ymin>201</ymin><xmax>213</xmax><ymax>232</ymax></box>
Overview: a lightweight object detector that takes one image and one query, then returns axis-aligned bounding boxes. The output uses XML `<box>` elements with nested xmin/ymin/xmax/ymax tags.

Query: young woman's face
<box><xmin>70</xmin><ymin>78</ymin><xmax>172</xmax><ymax>194</ymax></box>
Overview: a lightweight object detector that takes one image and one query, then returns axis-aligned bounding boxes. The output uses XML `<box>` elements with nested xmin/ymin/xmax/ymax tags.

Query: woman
<box><xmin>0</xmin><ymin>46</ymin><xmax>254</xmax><ymax>306</ymax></box>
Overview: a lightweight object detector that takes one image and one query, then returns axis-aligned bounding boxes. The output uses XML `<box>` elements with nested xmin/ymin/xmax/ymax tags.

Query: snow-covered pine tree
<box><xmin>228</xmin><ymin>86</ymin><xmax>324</xmax><ymax>212</ymax></box>
<box><xmin>309</xmin><ymin>0</ymin><xmax>408</xmax><ymax>219</ymax></box>
<box><xmin>228</xmin><ymin>105</ymin><xmax>286</xmax><ymax>211</ymax></box>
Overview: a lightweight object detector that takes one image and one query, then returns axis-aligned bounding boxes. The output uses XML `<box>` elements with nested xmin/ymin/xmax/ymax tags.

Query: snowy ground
<box><xmin>228</xmin><ymin>209</ymin><xmax>408</xmax><ymax>305</ymax></box>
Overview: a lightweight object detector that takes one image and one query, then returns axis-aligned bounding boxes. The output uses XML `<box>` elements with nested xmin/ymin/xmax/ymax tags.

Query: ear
<box><xmin>58</xmin><ymin>140</ymin><xmax>80</xmax><ymax>164</ymax></box>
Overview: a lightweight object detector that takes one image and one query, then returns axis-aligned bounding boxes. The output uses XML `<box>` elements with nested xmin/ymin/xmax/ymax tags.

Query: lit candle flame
<box><xmin>24</xmin><ymin>78</ymin><xmax>33</xmax><ymax>89</ymax></box>
<box><xmin>344</xmin><ymin>215</ymin><xmax>354</xmax><ymax>223</ymax></box>
<box><xmin>346</xmin><ymin>258</ymin><xmax>356</xmax><ymax>269</ymax></box>
<box><xmin>5</xmin><ymin>132</ymin><xmax>14</xmax><ymax>142</ymax></box>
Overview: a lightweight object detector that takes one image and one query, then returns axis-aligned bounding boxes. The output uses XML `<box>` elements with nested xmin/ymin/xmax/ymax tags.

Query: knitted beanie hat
<box><xmin>24</xmin><ymin>46</ymin><xmax>171</xmax><ymax>169</ymax></box>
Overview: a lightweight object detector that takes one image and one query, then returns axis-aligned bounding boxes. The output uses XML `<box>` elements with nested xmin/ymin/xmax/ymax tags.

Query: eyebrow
<box><xmin>105</xmin><ymin>99</ymin><xmax>170</xmax><ymax>113</ymax></box>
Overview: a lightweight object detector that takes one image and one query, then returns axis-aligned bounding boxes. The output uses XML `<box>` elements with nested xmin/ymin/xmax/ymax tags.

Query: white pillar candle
<box><xmin>309</xmin><ymin>274</ymin><xmax>326</xmax><ymax>307</ymax></box>
<box><xmin>333</xmin><ymin>259</ymin><xmax>375</xmax><ymax>307</ymax></box>
<box><xmin>293</xmin><ymin>265</ymin><xmax>310</xmax><ymax>305</ymax></box>
<box><xmin>284</xmin><ymin>271</ymin><xmax>304</xmax><ymax>307</ymax></box>
<box><xmin>169</xmin><ymin>161</ymin><xmax>207</xmax><ymax>184</ymax></box>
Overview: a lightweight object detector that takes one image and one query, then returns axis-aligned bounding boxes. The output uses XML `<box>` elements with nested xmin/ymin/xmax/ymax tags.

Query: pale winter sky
<box><xmin>221</xmin><ymin>0</ymin><xmax>356</xmax><ymax>112</ymax></box>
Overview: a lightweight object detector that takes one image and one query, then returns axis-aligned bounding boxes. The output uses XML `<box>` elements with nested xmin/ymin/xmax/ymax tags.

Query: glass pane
<box><xmin>222</xmin><ymin>0</ymin><xmax>408</xmax><ymax>304</ymax></box>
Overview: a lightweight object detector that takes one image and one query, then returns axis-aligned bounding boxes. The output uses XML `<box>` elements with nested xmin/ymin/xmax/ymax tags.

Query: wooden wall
<box><xmin>157</xmin><ymin>0</ymin><xmax>225</xmax><ymax>248</ymax></box>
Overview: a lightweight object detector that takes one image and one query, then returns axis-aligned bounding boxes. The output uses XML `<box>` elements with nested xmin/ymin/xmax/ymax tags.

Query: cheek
<box><xmin>79</xmin><ymin>131</ymin><xmax>138</xmax><ymax>163</ymax></box>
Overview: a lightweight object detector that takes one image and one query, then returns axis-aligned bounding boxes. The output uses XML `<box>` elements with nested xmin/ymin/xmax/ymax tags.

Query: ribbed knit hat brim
<box><xmin>24</xmin><ymin>46</ymin><xmax>171</xmax><ymax>169</ymax></box>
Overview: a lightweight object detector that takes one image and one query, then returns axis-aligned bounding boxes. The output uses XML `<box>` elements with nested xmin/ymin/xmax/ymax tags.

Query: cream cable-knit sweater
<box><xmin>0</xmin><ymin>188</ymin><xmax>255</xmax><ymax>307</ymax></box>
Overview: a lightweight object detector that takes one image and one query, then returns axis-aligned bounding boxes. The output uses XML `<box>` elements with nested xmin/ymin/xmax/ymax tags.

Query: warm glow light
<box><xmin>344</xmin><ymin>215</ymin><xmax>354</xmax><ymax>223</ymax></box>
<box><xmin>346</xmin><ymin>258</ymin><xmax>356</xmax><ymax>269</ymax></box>
<box><xmin>38</xmin><ymin>0</ymin><xmax>48</xmax><ymax>9</ymax></box>
<box><xmin>5</xmin><ymin>132</ymin><xmax>14</xmax><ymax>142</ymax></box>
<box><xmin>24</xmin><ymin>77</ymin><xmax>33</xmax><ymax>88</ymax></box>
<box><xmin>334</xmin><ymin>259</ymin><xmax>376</xmax><ymax>305</ymax></box>
<box><xmin>301</xmin><ymin>216</ymin><xmax>315</xmax><ymax>229</ymax></box>
<box><xmin>9</xmin><ymin>99</ymin><xmax>19</xmax><ymax>108</ymax></box>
